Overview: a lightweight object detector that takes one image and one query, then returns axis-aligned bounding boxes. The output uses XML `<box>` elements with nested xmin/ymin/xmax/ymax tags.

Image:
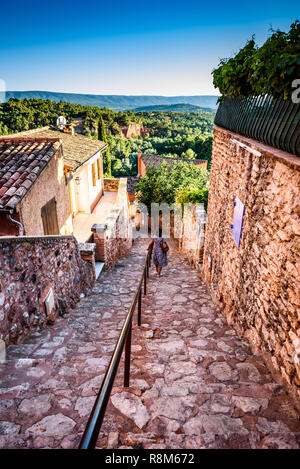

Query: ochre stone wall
<box><xmin>178</xmin><ymin>204</ymin><xmax>206</xmax><ymax>270</ymax></box>
<box><xmin>203</xmin><ymin>125</ymin><xmax>300</xmax><ymax>401</ymax></box>
<box><xmin>104</xmin><ymin>178</ymin><xmax>120</xmax><ymax>192</ymax></box>
<box><xmin>0</xmin><ymin>235</ymin><xmax>95</xmax><ymax>345</ymax></box>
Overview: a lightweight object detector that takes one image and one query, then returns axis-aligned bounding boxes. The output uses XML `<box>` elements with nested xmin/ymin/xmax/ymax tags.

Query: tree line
<box><xmin>0</xmin><ymin>98</ymin><xmax>215</xmax><ymax>177</ymax></box>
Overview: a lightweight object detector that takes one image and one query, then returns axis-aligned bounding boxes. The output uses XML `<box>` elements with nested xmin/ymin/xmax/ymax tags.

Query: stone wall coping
<box><xmin>214</xmin><ymin>125</ymin><xmax>300</xmax><ymax>171</ymax></box>
<box><xmin>91</xmin><ymin>224</ymin><xmax>107</xmax><ymax>233</ymax></box>
<box><xmin>0</xmin><ymin>235</ymin><xmax>75</xmax><ymax>244</ymax></box>
<box><xmin>104</xmin><ymin>177</ymin><xmax>120</xmax><ymax>182</ymax></box>
<box><xmin>78</xmin><ymin>242</ymin><xmax>96</xmax><ymax>253</ymax></box>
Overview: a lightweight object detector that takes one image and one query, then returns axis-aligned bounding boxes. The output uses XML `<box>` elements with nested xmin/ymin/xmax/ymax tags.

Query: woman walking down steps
<box><xmin>148</xmin><ymin>229</ymin><xmax>169</xmax><ymax>276</ymax></box>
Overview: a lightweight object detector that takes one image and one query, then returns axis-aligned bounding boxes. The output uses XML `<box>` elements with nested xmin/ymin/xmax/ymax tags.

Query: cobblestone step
<box><xmin>97</xmin><ymin>239</ymin><xmax>300</xmax><ymax>449</ymax></box>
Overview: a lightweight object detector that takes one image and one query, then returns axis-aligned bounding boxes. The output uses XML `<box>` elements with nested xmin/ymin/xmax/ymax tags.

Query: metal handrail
<box><xmin>79</xmin><ymin>248</ymin><xmax>152</xmax><ymax>449</ymax></box>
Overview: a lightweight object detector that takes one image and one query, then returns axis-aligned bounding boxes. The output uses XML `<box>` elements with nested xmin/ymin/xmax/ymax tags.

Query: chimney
<box><xmin>63</xmin><ymin>124</ymin><xmax>75</xmax><ymax>136</ymax></box>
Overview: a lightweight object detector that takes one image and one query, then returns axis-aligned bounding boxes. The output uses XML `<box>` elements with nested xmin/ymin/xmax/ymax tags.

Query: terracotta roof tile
<box><xmin>141</xmin><ymin>153</ymin><xmax>207</xmax><ymax>170</ymax></box>
<box><xmin>9</xmin><ymin>126</ymin><xmax>107</xmax><ymax>171</ymax></box>
<box><xmin>0</xmin><ymin>138</ymin><xmax>60</xmax><ymax>210</ymax></box>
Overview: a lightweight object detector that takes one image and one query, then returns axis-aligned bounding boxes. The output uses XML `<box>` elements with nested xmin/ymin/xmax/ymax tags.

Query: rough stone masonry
<box><xmin>0</xmin><ymin>236</ymin><xmax>94</xmax><ymax>345</ymax></box>
<box><xmin>203</xmin><ymin>126</ymin><xmax>300</xmax><ymax>405</ymax></box>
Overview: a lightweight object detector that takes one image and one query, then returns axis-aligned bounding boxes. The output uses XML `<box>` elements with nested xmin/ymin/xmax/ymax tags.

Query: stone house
<box><xmin>0</xmin><ymin>137</ymin><xmax>72</xmax><ymax>236</ymax></box>
<box><xmin>137</xmin><ymin>152</ymin><xmax>208</xmax><ymax>176</ymax></box>
<box><xmin>9</xmin><ymin>126</ymin><xmax>107</xmax><ymax>218</ymax></box>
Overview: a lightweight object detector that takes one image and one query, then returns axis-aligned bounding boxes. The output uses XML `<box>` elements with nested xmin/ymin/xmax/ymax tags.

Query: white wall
<box><xmin>74</xmin><ymin>150</ymin><xmax>103</xmax><ymax>213</ymax></box>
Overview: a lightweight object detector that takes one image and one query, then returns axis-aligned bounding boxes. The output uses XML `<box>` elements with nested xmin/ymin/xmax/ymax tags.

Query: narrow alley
<box><xmin>0</xmin><ymin>239</ymin><xmax>299</xmax><ymax>449</ymax></box>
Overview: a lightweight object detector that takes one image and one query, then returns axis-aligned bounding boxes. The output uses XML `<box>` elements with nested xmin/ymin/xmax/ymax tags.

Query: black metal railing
<box><xmin>79</xmin><ymin>248</ymin><xmax>152</xmax><ymax>449</ymax></box>
<box><xmin>214</xmin><ymin>95</ymin><xmax>300</xmax><ymax>157</ymax></box>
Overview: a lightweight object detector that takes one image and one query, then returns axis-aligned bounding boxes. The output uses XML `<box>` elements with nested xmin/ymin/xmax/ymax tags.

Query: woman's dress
<box><xmin>152</xmin><ymin>237</ymin><xmax>168</xmax><ymax>267</ymax></box>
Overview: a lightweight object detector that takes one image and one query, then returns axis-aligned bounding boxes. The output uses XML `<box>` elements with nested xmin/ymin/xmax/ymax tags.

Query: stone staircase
<box><xmin>0</xmin><ymin>238</ymin><xmax>299</xmax><ymax>449</ymax></box>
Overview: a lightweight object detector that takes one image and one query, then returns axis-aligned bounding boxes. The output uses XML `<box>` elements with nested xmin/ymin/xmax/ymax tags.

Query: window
<box><xmin>92</xmin><ymin>163</ymin><xmax>96</xmax><ymax>186</ymax></box>
<box><xmin>97</xmin><ymin>158</ymin><xmax>101</xmax><ymax>179</ymax></box>
<box><xmin>41</xmin><ymin>198</ymin><xmax>59</xmax><ymax>235</ymax></box>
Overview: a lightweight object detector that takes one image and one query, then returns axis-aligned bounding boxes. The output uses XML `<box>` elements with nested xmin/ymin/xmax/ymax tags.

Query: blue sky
<box><xmin>0</xmin><ymin>0</ymin><xmax>299</xmax><ymax>95</ymax></box>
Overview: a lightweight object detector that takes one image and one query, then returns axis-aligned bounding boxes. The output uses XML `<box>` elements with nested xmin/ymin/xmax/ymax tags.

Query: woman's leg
<box><xmin>157</xmin><ymin>266</ymin><xmax>162</xmax><ymax>276</ymax></box>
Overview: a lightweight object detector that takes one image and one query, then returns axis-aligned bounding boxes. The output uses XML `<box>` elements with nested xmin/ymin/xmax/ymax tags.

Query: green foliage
<box><xmin>135</xmin><ymin>161</ymin><xmax>209</xmax><ymax>213</ymax></box>
<box><xmin>0</xmin><ymin>98</ymin><xmax>214</xmax><ymax>175</ymax></box>
<box><xmin>103</xmin><ymin>148</ymin><xmax>112</xmax><ymax>178</ymax></box>
<box><xmin>213</xmin><ymin>39</ymin><xmax>257</xmax><ymax>98</ymax></box>
<box><xmin>175</xmin><ymin>183</ymin><xmax>209</xmax><ymax>210</ymax></box>
<box><xmin>213</xmin><ymin>21</ymin><xmax>300</xmax><ymax>99</ymax></box>
<box><xmin>181</xmin><ymin>148</ymin><xmax>196</xmax><ymax>159</ymax></box>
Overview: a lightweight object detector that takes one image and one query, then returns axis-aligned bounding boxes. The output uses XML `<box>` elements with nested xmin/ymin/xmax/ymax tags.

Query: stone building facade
<box><xmin>10</xmin><ymin>127</ymin><xmax>107</xmax><ymax>218</ymax></box>
<box><xmin>0</xmin><ymin>138</ymin><xmax>73</xmax><ymax>237</ymax></box>
<box><xmin>203</xmin><ymin>125</ymin><xmax>300</xmax><ymax>402</ymax></box>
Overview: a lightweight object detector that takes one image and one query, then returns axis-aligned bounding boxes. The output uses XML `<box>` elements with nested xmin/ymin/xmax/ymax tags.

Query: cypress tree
<box><xmin>98</xmin><ymin>115</ymin><xmax>107</xmax><ymax>142</ymax></box>
<box><xmin>98</xmin><ymin>116</ymin><xmax>111</xmax><ymax>177</ymax></box>
<box><xmin>103</xmin><ymin>147</ymin><xmax>112</xmax><ymax>178</ymax></box>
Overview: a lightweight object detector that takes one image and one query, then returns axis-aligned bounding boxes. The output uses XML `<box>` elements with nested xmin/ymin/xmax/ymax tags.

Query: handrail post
<box><xmin>137</xmin><ymin>288</ymin><xmax>142</xmax><ymax>326</ymax></box>
<box><xmin>124</xmin><ymin>323</ymin><xmax>132</xmax><ymax>387</ymax></box>
<box><xmin>144</xmin><ymin>267</ymin><xmax>147</xmax><ymax>295</ymax></box>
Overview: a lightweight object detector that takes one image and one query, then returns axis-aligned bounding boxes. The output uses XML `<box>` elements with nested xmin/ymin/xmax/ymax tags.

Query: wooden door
<box><xmin>41</xmin><ymin>197</ymin><xmax>59</xmax><ymax>235</ymax></box>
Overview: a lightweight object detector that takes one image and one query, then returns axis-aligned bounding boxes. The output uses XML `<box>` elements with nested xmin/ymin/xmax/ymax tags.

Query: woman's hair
<box><xmin>158</xmin><ymin>227</ymin><xmax>162</xmax><ymax>238</ymax></box>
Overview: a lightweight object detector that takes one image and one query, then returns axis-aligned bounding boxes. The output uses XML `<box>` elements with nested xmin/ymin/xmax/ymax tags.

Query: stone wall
<box><xmin>178</xmin><ymin>204</ymin><xmax>206</xmax><ymax>270</ymax></box>
<box><xmin>203</xmin><ymin>125</ymin><xmax>300</xmax><ymax>401</ymax></box>
<box><xmin>0</xmin><ymin>235</ymin><xmax>95</xmax><ymax>345</ymax></box>
<box><xmin>92</xmin><ymin>178</ymin><xmax>133</xmax><ymax>268</ymax></box>
<box><xmin>104</xmin><ymin>178</ymin><xmax>119</xmax><ymax>192</ymax></box>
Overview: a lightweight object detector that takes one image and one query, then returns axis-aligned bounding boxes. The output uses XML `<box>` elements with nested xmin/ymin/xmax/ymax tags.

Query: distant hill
<box><xmin>4</xmin><ymin>91</ymin><xmax>219</xmax><ymax>111</ymax></box>
<box><xmin>134</xmin><ymin>103</ymin><xmax>214</xmax><ymax>113</ymax></box>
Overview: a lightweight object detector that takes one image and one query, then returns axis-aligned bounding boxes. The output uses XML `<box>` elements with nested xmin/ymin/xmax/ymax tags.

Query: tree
<box><xmin>135</xmin><ymin>161</ymin><xmax>209</xmax><ymax>213</ymax></box>
<box><xmin>103</xmin><ymin>148</ymin><xmax>112</xmax><ymax>178</ymax></box>
<box><xmin>98</xmin><ymin>115</ymin><xmax>111</xmax><ymax>177</ymax></box>
<box><xmin>212</xmin><ymin>20</ymin><xmax>300</xmax><ymax>99</ymax></box>
<box><xmin>0</xmin><ymin>98</ymin><xmax>214</xmax><ymax>175</ymax></box>
<box><xmin>98</xmin><ymin>115</ymin><xmax>107</xmax><ymax>142</ymax></box>
<box><xmin>181</xmin><ymin>148</ymin><xmax>196</xmax><ymax>159</ymax></box>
